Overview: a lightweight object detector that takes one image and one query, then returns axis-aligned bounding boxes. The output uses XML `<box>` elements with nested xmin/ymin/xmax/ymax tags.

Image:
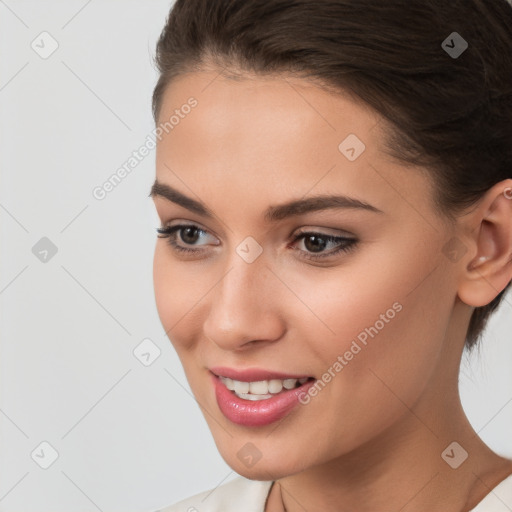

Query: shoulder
<box><xmin>156</xmin><ymin>475</ymin><xmax>274</xmax><ymax>512</ymax></box>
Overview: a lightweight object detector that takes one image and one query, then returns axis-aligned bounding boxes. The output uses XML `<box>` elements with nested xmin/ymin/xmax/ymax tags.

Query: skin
<box><xmin>151</xmin><ymin>68</ymin><xmax>512</xmax><ymax>512</ymax></box>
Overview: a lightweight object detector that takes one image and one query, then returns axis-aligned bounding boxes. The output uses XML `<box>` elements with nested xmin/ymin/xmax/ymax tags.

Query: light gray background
<box><xmin>0</xmin><ymin>1</ymin><xmax>511</xmax><ymax>511</ymax></box>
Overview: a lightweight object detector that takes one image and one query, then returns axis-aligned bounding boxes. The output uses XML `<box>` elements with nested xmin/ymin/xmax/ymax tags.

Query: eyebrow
<box><xmin>149</xmin><ymin>179</ymin><xmax>383</xmax><ymax>222</ymax></box>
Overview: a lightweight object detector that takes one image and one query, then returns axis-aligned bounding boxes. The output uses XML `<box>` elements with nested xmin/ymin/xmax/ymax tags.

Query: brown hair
<box><xmin>152</xmin><ymin>0</ymin><xmax>512</xmax><ymax>352</ymax></box>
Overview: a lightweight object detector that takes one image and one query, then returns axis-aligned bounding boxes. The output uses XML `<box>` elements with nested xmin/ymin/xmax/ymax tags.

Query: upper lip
<box><xmin>209</xmin><ymin>366</ymin><xmax>313</xmax><ymax>382</ymax></box>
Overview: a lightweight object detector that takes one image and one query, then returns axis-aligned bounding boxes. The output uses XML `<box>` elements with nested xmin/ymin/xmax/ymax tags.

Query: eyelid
<box><xmin>293</xmin><ymin>225</ymin><xmax>355</xmax><ymax>238</ymax></box>
<box><xmin>162</xmin><ymin>220</ymin><xmax>221</xmax><ymax>240</ymax></box>
<box><xmin>161</xmin><ymin>222</ymin><xmax>220</xmax><ymax>246</ymax></box>
<box><xmin>161</xmin><ymin>221</ymin><xmax>354</xmax><ymax>245</ymax></box>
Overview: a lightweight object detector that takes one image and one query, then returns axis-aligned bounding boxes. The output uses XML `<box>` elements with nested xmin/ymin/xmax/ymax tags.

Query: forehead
<box><xmin>158</xmin><ymin>71</ymin><xmax>377</xmax><ymax>172</ymax></box>
<box><xmin>158</xmin><ymin>69</ymin><xmax>383</xmax><ymax>147</ymax></box>
<box><xmin>155</xmin><ymin>70</ymin><xmax>437</xmax><ymax>225</ymax></box>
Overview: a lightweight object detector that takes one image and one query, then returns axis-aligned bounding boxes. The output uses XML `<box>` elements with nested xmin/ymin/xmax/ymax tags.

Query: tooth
<box><xmin>249</xmin><ymin>380</ymin><xmax>269</xmax><ymax>394</ymax></box>
<box><xmin>268</xmin><ymin>379</ymin><xmax>283</xmax><ymax>394</ymax></box>
<box><xmin>233</xmin><ymin>380</ymin><xmax>250</xmax><ymax>394</ymax></box>
<box><xmin>236</xmin><ymin>392</ymin><xmax>273</xmax><ymax>401</ymax></box>
<box><xmin>222</xmin><ymin>376</ymin><xmax>309</xmax><ymax>394</ymax></box>
<box><xmin>283</xmin><ymin>378</ymin><xmax>298</xmax><ymax>390</ymax></box>
<box><xmin>219</xmin><ymin>377</ymin><xmax>232</xmax><ymax>390</ymax></box>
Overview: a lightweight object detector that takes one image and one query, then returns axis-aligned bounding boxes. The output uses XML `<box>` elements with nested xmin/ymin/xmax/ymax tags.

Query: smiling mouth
<box><xmin>211</xmin><ymin>371</ymin><xmax>318</xmax><ymax>426</ymax></box>
<box><xmin>218</xmin><ymin>375</ymin><xmax>316</xmax><ymax>401</ymax></box>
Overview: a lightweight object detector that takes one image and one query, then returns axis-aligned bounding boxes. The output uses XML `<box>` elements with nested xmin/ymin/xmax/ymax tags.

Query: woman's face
<box><xmin>151</xmin><ymin>70</ymin><xmax>469</xmax><ymax>479</ymax></box>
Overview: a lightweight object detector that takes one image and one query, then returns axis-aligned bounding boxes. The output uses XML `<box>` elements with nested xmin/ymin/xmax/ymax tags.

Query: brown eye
<box><xmin>180</xmin><ymin>226</ymin><xmax>201</xmax><ymax>244</ymax></box>
<box><xmin>156</xmin><ymin>224</ymin><xmax>218</xmax><ymax>254</ymax></box>
<box><xmin>291</xmin><ymin>231</ymin><xmax>358</xmax><ymax>261</ymax></box>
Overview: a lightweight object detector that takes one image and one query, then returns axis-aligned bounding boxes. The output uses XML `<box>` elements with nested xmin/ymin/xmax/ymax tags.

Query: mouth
<box><xmin>209</xmin><ymin>367</ymin><xmax>317</xmax><ymax>427</ymax></box>
<box><xmin>217</xmin><ymin>375</ymin><xmax>314</xmax><ymax>400</ymax></box>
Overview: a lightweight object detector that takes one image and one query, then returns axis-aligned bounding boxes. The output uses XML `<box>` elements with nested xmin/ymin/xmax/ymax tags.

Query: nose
<box><xmin>202</xmin><ymin>252</ymin><xmax>286</xmax><ymax>352</ymax></box>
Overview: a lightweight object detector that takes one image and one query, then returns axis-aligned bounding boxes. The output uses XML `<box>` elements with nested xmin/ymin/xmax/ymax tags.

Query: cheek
<box><xmin>281</xmin><ymin>260</ymin><xmax>451</xmax><ymax>454</ymax></box>
<box><xmin>339</xmin><ymin>274</ymin><xmax>451</xmax><ymax>409</ymax></box>
<box><xmin>152</xmin><ymin>246</ymin><xmax>206</xmax><ymax>352</ymax></box>
<box><xmin>274</xmin><ymin>253</ymin><xmax>409</xmax><ymax>358</ymax></box>
<box><xmin>295</xmin><ymin>245</ymin><xmax>451</xmax><ymax>398</ymax></box>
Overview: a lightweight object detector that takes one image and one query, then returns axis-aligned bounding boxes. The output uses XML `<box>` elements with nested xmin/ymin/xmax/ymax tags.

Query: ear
<box><xmin>457</xmin><ymin>179</ymin><xmax>512</xmax><ymax>308</ymax></box>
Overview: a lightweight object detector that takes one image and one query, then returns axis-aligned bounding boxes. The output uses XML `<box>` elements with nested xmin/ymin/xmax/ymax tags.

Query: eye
<box><xmin>156</xmin><ymin>224</ymin><xmax>358</xmax><ymax>261</ymax></box>
<box><xmin>290</xmin><ymin>230</ymin><xmax>358</xmax><ymax>261</ymax></box>
<box><xmin>156</xmin><ymin>224</ymin><xmax>219</xmax><ymax>255</ymax></box>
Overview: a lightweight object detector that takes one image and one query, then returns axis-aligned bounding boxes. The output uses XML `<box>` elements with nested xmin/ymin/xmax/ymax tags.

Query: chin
<box><xmin>220</xmin><ymin>448</ymin><xmax>312</xmax><ymax>481</ymax></box>
<box><xmin>230</xmin><ymin>463</ymin><xmax>297</xmax><ymax>481</ymax></box>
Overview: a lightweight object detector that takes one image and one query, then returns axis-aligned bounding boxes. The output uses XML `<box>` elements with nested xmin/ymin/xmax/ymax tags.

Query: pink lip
<box><xmin>210</xmin><ymin>372</ymin><xmax>316</xmax><ymax>427</ymax></box>
<box><xmin>209</xmin><ymin>366</ymin><xmax>312</xmax><ymax>382</ymax></box>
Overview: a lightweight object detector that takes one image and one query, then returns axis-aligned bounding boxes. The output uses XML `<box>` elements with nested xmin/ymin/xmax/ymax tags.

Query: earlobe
<box><xmin>457</xmin><ymin>180</ymin><xmax>512</xmax><ymax>308</ymax></box>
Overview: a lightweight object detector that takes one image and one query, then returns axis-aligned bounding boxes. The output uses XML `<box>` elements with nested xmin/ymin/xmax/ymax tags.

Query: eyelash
<box><xmin>156</xmin><ymin>224</ymin><xmax>357</xmax><ymax>261</ymax></box>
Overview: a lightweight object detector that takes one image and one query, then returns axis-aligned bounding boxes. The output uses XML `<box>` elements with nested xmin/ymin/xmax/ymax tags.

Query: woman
<box><xmin>149</xmin><ymin>0</ymin><xmax>512</xmax><ymax>510</ymax></box>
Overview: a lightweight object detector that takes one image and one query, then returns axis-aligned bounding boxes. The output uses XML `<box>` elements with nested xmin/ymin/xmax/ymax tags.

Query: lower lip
<box><xmin>212</xmin><ymin>373</ymin><xmax>316</xmax><ymax>427</ymax></box>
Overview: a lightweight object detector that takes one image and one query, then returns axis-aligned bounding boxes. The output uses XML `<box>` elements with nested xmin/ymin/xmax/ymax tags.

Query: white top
<box><xmin>158</xmin><ymin>473</ymin><xmax>512</xmax><ymax>512</ymax></box>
